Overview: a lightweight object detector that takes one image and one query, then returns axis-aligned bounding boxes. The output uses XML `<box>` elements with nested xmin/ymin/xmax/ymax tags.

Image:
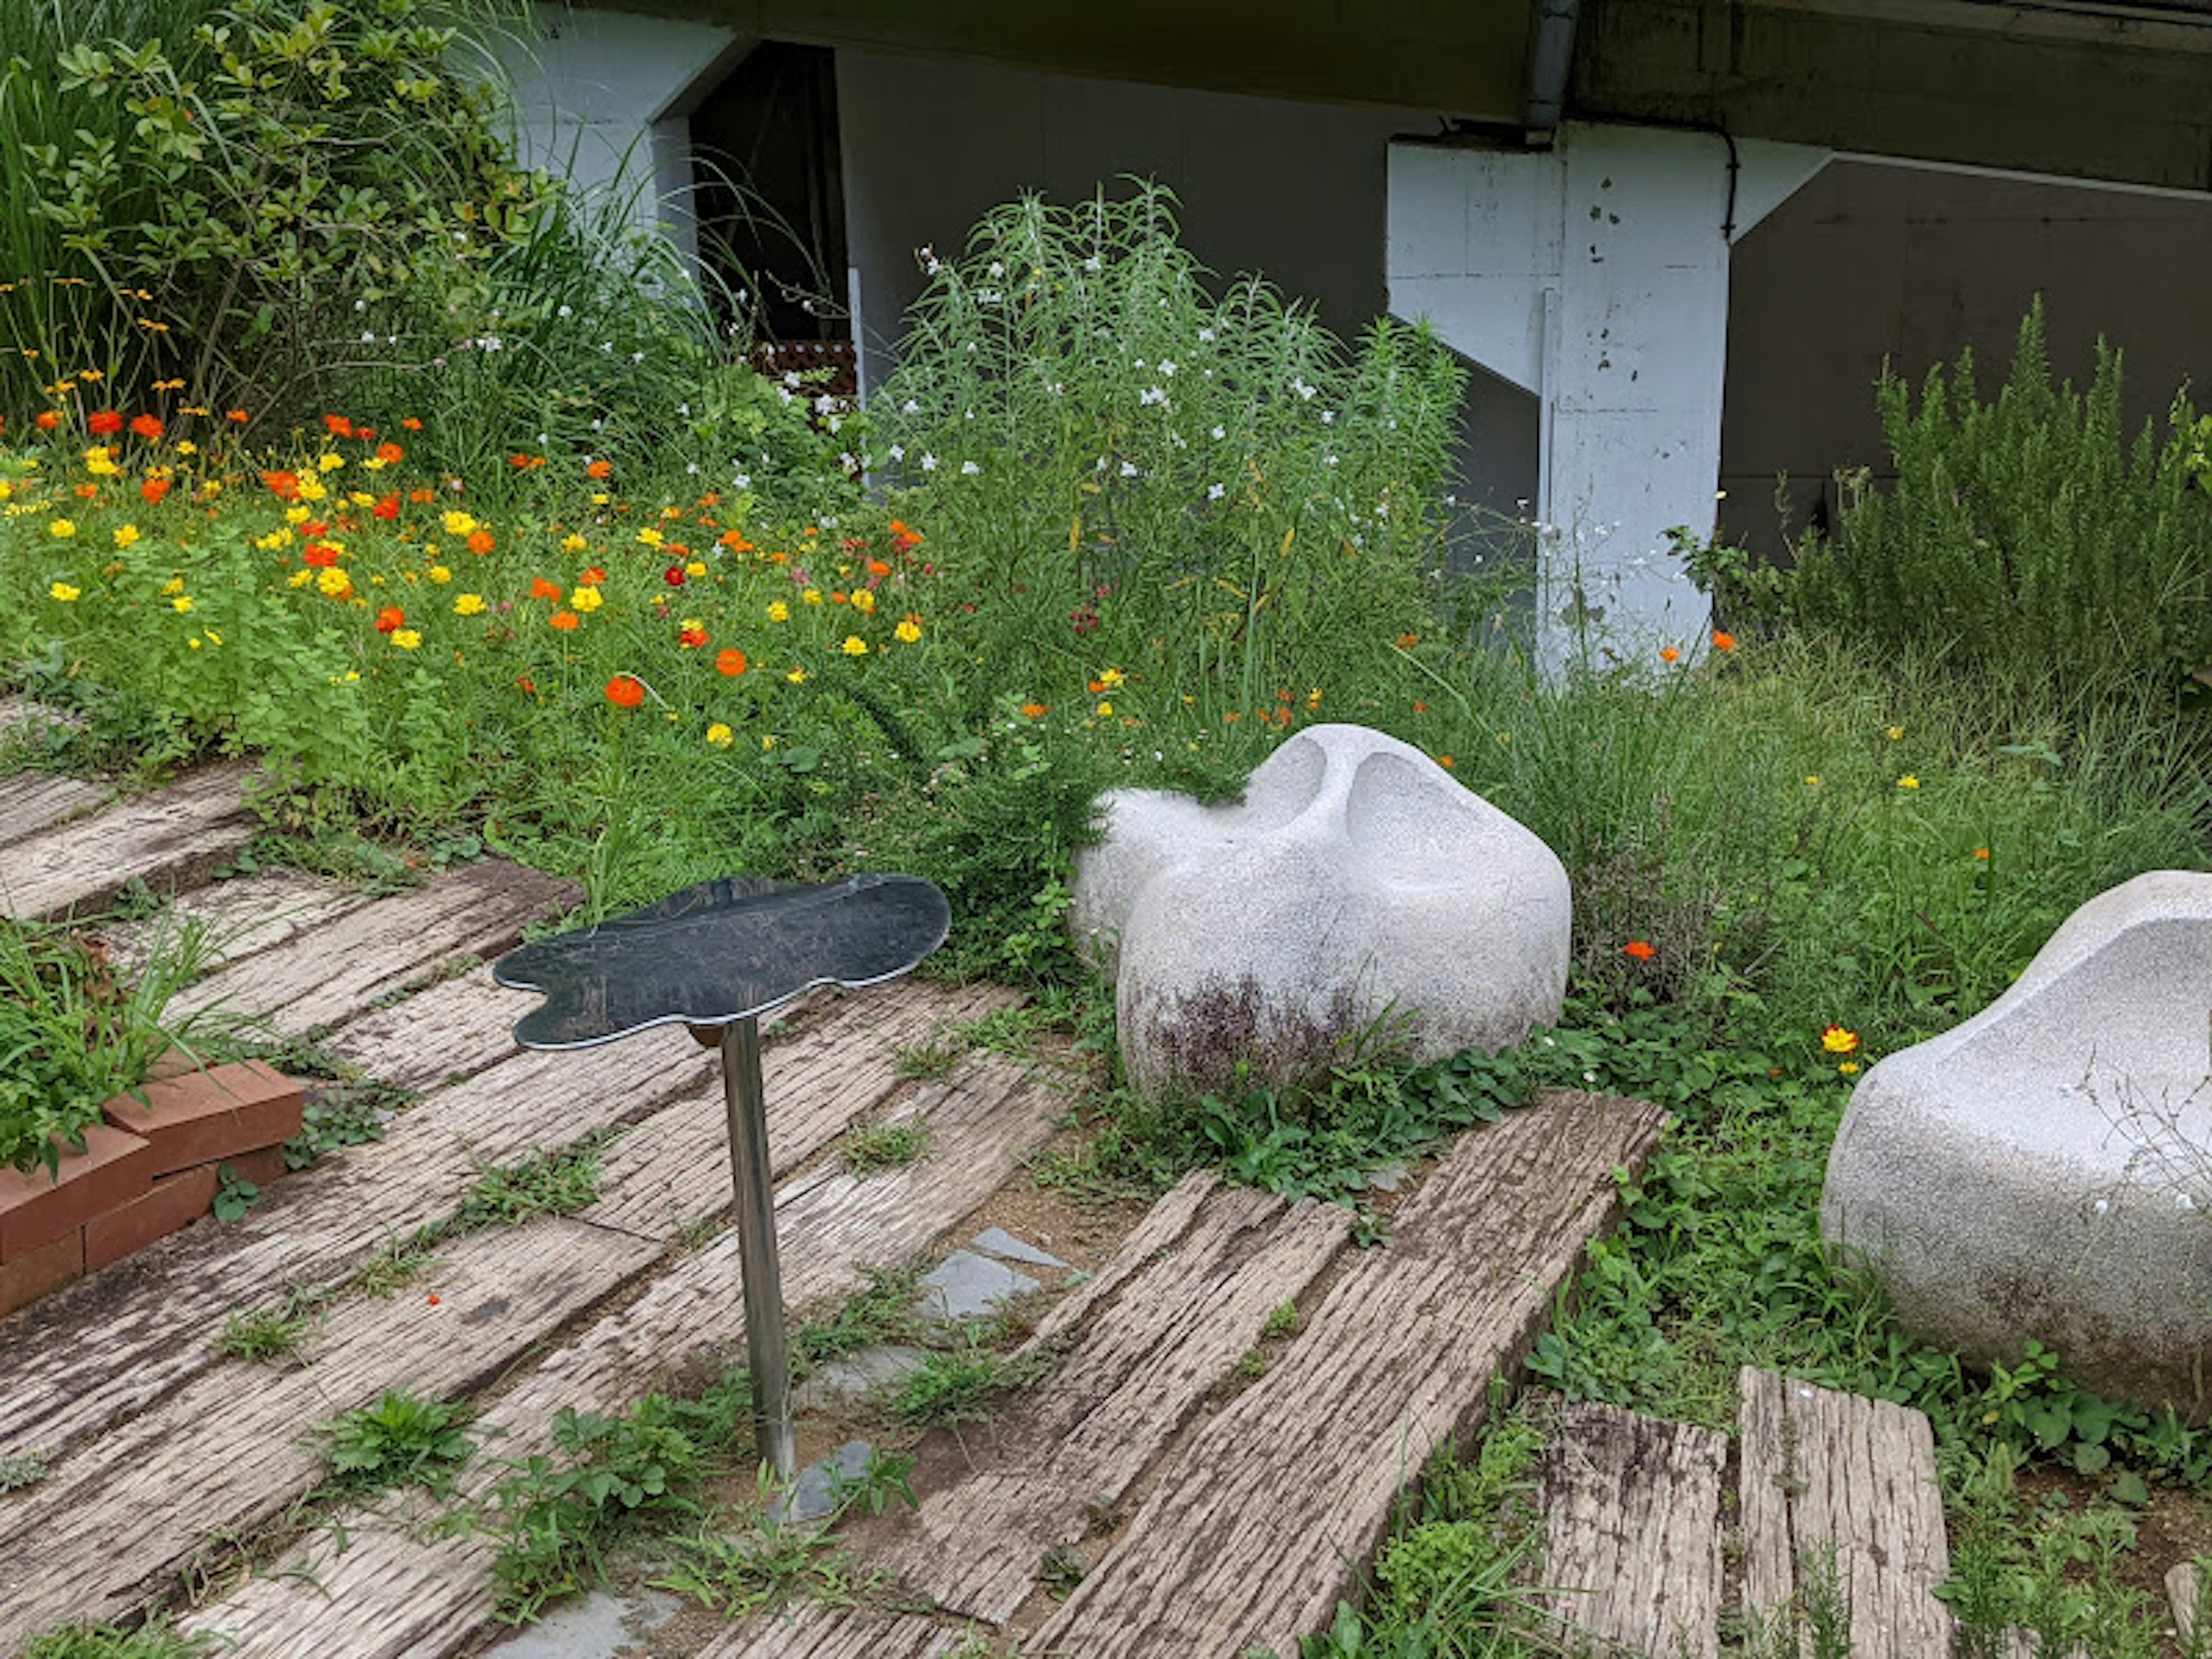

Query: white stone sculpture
<box><xmin>1821</xmin><ymin>869</ymin><xmax>2212</xmax><ymax>1416</ymax></box>
<box><xmin>1070</xmin><ymin>724</ymin><xmax>1571</xmax><ymax>1096</ymax></box>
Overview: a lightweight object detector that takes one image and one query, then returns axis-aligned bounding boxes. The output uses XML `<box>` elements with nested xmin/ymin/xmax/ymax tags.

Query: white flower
<box><xmin>630</xmin><ymin>350</ymin><xmax>644</xmax><ymax>363</ymax></box>
<box><xmin>1320</xmin><ymin>410</ymin><xmax>1335</xmax><ymax>425</ymax></box>
<box><xmin>677</xmin><ymin>402</ymin><xmax>690</xmax><ymax>416</ymax></box>
<box><xmin>784</xmin><ymin>372</ymin><xmax>803</xmax><ymax>388</ymax></box>
<box><xmin>354</xmin><ymin>298</ymin><xmax>368</xmax><ymax>313</ymax></box>
<box><xmin>988</xmin><ymin>260</ymin><xmax>1004</xmax><ymax>277</ymax></box>
<box><xmin>1119</xmin><ymin>460</ymin><xmax>1139</xmax><ymax>478</ymax></box>
<box><xmin>839</xmin><ymin>453</ymin><xmax>857</xmax><ymax>469</ymax></box>
<box><xmin>1139</xmin><ymin>387</ymin><xmax>1166</xmax><ymax>407</ymax></box>
<box><xmin>1207</xmin><ymin>483</ymin><xmax>1225</xmax><ymax>501</ymax></box>
<box><xmin>815</xmin><ymin>395</ymin><xmax>836</xmax><ymax>415</ymax></box>
<box><xmin>1084</xmin><ymin>256</ymin><xmax>1102</xmax><ymax>271</ymax></box>
<box><xmin>1210</xmin><ymin>425</ymin><xmax>1226</xmax><ymax>441</ymax></box>
<box><xmin>1324</xmin><ymin>454</ymin><xmax>1338</xmax><ymax>467</ymax></box>
<box><xmin>960</xmin><ymin>460</ymin><xmax>980</xmax><ymax>476</ymax></box>
<box><xmin>888</xmin><ymin>444</ymin><xmax>905</xmax><ymax>462</ymax></box>
<box><xmin>921</xmin><ymin>453</ymin><xmax>938</xmax><ymax>472</ymax></box>
<box><xmin>734</xmin><ymin>471</ymin><xmax>752</xmax><ymax>488</ymax></box>
<box><xmin>902</xmin><ymin>399</ymin><xmax>919</xmax><ymax>415</ymax></box>
<box><xmin>557</xmin><ymin>304</ymin><xmax>573</xmax><ymax>319</ymax></box>
<box><xmin>686</xmin><ymin>462</ymin><xmax>700</xmax><ymax>475</ymax></box>
<box><xmin>1197</xmin><ymin>327</ymin><xmax>1215</xmax><ymax>343</ymax></box>
<box><xmin>361</xmin><ymin>330</ymin><xmax>376</xmax><ymax>343</ymax></box>
<box><xmin>1158</xmin><ymin>359</ymin><xmax>1176</xmax><ymax>376</ymax></box>
<box><xmin>1294</xmin><ymin>378</ymin><xmax>1316</xmax><ymax>400</ymax></box>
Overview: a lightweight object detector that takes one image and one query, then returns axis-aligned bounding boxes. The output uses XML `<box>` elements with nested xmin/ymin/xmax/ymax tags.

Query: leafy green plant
<box><xmin>320</xmin><ymin>1389</ymin><xmax>474</xmax><ymax>1495</ymax></box>
<box><xmin>210</xmin><ymin>1160</ymin><xmax>260</xmax><ymax>1221</ymax></box>
<box><xmin>21</xmin><ymin>1619</ymin><xmax>215</xmax><ymax>1659</ymax></box>
<box><xmin>652</xmin><ymin>1520</ymin><xmax>882</xmax><ymax>1617</ymax></box>
<box><xmin>282</xmin><ymin>1085</ymin><xmax>397</xmax><ymax>1171</ymax></box>
<box><xmin>453</xmin><ymin>1139</ymin><xmax>602</xmax><ymax>1229</ymax></box>
<box><xmin>0</xmin><ymin>1449</ymin><xmax>50</xmax><ymax>1493</ymax></box>
<box><xmin>893</xmin><ymin>1332</ymin><xmax>1008</xmax><ymax>1428</ymax></box>
<box><xmin>214</xmin><ymin>1294</ymin><xmax>322</xmax><ymax>1365</ymax></box>
<box><xmin>832</xmin><ymin>1118</ymin><xmax>930</xmax><ymax>1176</ymax></box>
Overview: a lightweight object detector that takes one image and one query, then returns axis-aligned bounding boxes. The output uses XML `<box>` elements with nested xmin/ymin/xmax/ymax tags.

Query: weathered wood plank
<box><xmin>0</xmin><ymin>696</ymin><xmax>84</xmax><ymax>749</ymax></box>
<box><xmin>1032</xmin><ymin>1090</ymin><xmax>1667</xmax><ymax>1658</ymax></box>
<box><xmin>178</xmin><ymin>1058</ymin><xmax>1063</xmax><ymax>1658</ymax></box>
<box><xmin>699</xmin><ymin>1604</ymin><xmax>976</xmax><ymax>1658</ymax></box>
<box><xmin>1737</xmin><ymin>1369</ymin><xmax>1952</xmax><ymax>1659</ymax></box>
<box><xmin>168</xmin><ymin>858</ymin><xmax>578</xmax><ymax>1035</ymax></box>
<box><xmin>581</xmin><ymin>980</ymin><xmax>1022</xmax><ymax>1238</ymax></box>
<box><xmin>315</xmin><ymin>962</ymin><xmax>540</xmax><ymax>1096</ymax></box>
<box><xmin>0</xmin><ymin>770</ymin><xmax>108</xmax><ymax>847</ymax></box>
<box><xmin>104</xmin><ymin>868</ymin><xmax>369</xmax><ymax>980</ymax></box>
<box><xmin>2171</xmin><ymin>1561</ymin><xmax>2205</xmax><ymax>1646</ymax></box>
<box><xmin>0</xmin><ymin>762</ymin><xmax>259</xmax><ymax>921</ymax></box>
<box><xmin>870</xmin><ymin>1173</ymin><xmax>1353</xmax><ymax>1626</ymax></box>
<box><xmin>1535</xmin><ymin>1398</ymin><xmax>1728</xmax><ymax>1659</ymax></box>
<box><xmin>0</xmin><ymin>980</ymin><xmax>979</xmax><ymax>1465</ymax></box>
<box><xmin>0</xmin><ymin>1216</ymin><xmax>661</xmax><ymax>1652</ymax></box>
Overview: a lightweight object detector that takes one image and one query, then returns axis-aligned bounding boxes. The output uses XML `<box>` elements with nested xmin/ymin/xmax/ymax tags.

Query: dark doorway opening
<box><xmin>690</xmin><ymin>42</ymin><xmax>849</xmax><ymax>351</ymax></box>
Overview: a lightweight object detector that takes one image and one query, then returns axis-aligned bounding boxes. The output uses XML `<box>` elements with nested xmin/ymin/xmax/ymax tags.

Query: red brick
<box><xmin>102</xmin><ymin>1060</ymin><xmax>304</xmax><ymax>1178</ymax></box>
<box><xmin>217</xmin><ymin>1145</ymin><xmax>291</xmax><ymax>1188</ymax></box>
<box><xmin>84</xmin><ymin>1165</ymin><xmax>218</xmax><ymax>1271</ymax></box>
<box><xmin>0</xmin><ymin>1126</ymin><xmax>156</xmax><ymax>1262</ymax></box>
<box><xmin>0</xmin><ymin>1228</ymin><xmax>85</xmax><ymax>1320</ymax></box>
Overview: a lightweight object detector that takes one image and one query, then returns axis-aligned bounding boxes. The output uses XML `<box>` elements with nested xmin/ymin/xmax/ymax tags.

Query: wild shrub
<box><xmin>1785</xmin><ymin>300</ymin><xmax>2212</xmax><ymax>695</ymax></box>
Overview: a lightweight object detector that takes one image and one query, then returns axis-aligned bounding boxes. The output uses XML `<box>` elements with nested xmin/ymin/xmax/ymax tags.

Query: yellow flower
<box><xmin>204</xmin><ymin>628</ymin><xmax>221</xmax><ymax>646</ymax></box>
<box><xmin>82</xmin><ymin>448</ymin><xmax>118</xmax><ymax>478</ymax></box>
<box><xmin>570</xmin><ymin>586</ymin><xmax>603</xmax><ymax>612</ymax></box>
<box><xmin>660</xmin><ymin>503</ymin><xmax>682</xmax><ymax>520</ymax></box>
<box><xmin>851</xmin><ymin>589</ymin><xmax>877</xmax><ymax>616</ymax></box>
<box><xmin>112</xmin><ymin>523</ymin><xmax>139</xmax><ymax>549</ymax></box>
<box><xmin>1838</xmin><ymin>1061</ymin><xmax>1861</xmax><ymax>1075</ymax></box>
<box><xmin>349</xmin><ymin>491</ymin><xmax>376</xmax><ymax>508</ymax></box>
<box><xmin>767</xmin><ymin>601</ymin><xmax>790</xmax><ymax>623</ymax></box>
<box><xmin>285</xmin><ymin>504</ymin><xmax>311</xmax><ymax>525</ymax></box>
<box><xmin>1822</xmin><ymin>1024</ymin><xmax>1861</xmax><ymax>1055</ymax></box>
<box><xmin>428</xmin><ymin>565</ymin><xmax>452</xmax><ymax>584</ymax></box>
<box><xmin>0</xmin><ymin>482</ymin><xmax>12</xmax><ymax>502</ymax></box>
<box><xmin>444</xmin><ymin>511</ymin><xmax>478</xmax><ymax>537</ymax></box>
<box><xmin>47</xmin><ymin>581</ymin><xmax>79</xmax><ymax>601</ymax></box>
<box><xmin>297</xmin><ymin>478</ymin><xmax>327</xmax><ymax>503</ymax></box>
<box><xmin>187</xmin><ymin>637</ymin><xmax>201</xmax><ymax>650</ymax></box>
<box><xmin>786</xmin><ymin>667</ymin><xmax>808</xmax><ymax>684</ymax></box>
<box><xmin>706</xmin><ymin>722</ymin><xmax>734</xmax><ymax>748</ymax></box>
<box><xmin>47</xmin><ymin>518</ymin><xmax>76</xmax><ymax>538</ymax></box>
<box><xmin>590</xmin><ymin>492</ymin><xmax>609</xmax><ymax>506</ymax></box>
<box><xmin>174</xmin><ymin>440</ymin><xmax>196</xmax><ymax>457</ymax></box>
<box><xmin>894</xmin><ymin>618</ymin><xmax>922</xmax><ymax>644</ymax></box>
<box><xmin>171</xmin><ymin>594</ymin><xmax>194</xmax><ymax>613</ymax></box>
<box><xmin>160</xmin><ymin>575</ymin><xmax>184</xmax><ymax>595</ymax></box>
<box><xmin>1096</xmin><ymin>700</ymin><xmax>1114</xmax><ymax>717</ymax></box>
<box><xmin>1097</xmin><ymin>666</ymin><xmax>1126</xmax><ymax>689</ymax></box>
<box><xmin>317</xmin><ymin>452</ymin><xmax>344</xmax><ymax>473</ymax></box>
<box><xmin>561</xmin><ymin>533</ymin><xmax>588</xmax><ymax>554</ymax></box>
<box><xmin>1897</xmin><ymin>774</ymin><xmax>1921</xmax><ymax>790</ymax></box>
<box><xmin>841</xmin><ymin>634</ymin><xmax>869</xmax><ymax>657</ymax></box>
<box><xmin>635</xmin><ymin>527</ymin><xmax>664</xmax><ymax>548</ymax></box>
<box><xmin>317</xmin><ymin>566</ymin><xmax>352</xmax><ymax>598</ymax></box>
<box><xmin>1803</xmin><ymin>775</ymin><xmax>1821</xmax><ymax>787</ymax></box>
<box><xmin>802</xmin><ymin>588</ymin><xmax>823</xmax><ymax>606</ymax></box>
<box><xmin>391</xmin><ymin>629</ymin><xmax>422</xmax><ymax>650</ymax></box>
<box><xmin>685</xmin><ymin>560</ymin><xmax>706</xmax><ymax>578</ymax></box>
<box><xmin>454</xmin><ymin>593</ymin><xmax>486</xmax><ymax>616</ymax></box>
<box><xmin>760</xmin><ymin>733</ymin><xmax>777</xmax><ymax>751</ymax></box>
<box><xmin>1885</xmin><ymin>725</ymin><xmax>1904</xmax><ymax>741</ymax></box>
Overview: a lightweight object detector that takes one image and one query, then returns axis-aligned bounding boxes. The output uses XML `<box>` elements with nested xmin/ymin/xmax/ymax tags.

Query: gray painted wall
<box><xmin>833</xmin><ymin>47</ymin><xmax>1537</xmax><ymax>522</ymax></box>
<box><xmin>1721</xmin><ymin>159</ymin><xmax>2212</xmax><ymax>559</ymax></box>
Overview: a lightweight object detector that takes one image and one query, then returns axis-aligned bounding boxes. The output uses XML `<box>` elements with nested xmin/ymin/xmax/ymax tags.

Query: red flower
<box><xmin>88</xmin><ymin>410</ymin><xmax>123</xmax><ymax>435</ymax></box>
<box><xmin>1623</xmin><ymin>940</ymin><xmax>1656</xmax><ymax>961</ymax></box>
<box><xmin>323</xmin><ymin>414</ymin><xmax>354</xmax><ymax>438</ymax></box>
<box><xmin>678</xmin><ymin>624</ymin><xmax>708</xmax><ymax>649</ymax></box>
<box><xmin>374</xmin><ymin>606</ymin><xmax>405</xmax><ymax>634</ymax></box>
<box><xmin>128</xmin><ymin>413</ymin><xmax>163</xmax><ymax>441</ymax></box>
<box><xmin>516</xmin><ymin>675</ymin><xmax>536</xmax><ymax>695</ymax></box>
<box><xmin>715</xmin><ymin>647</ymin><xmax>748</xmax><ymax>677</ymax></box>
<box><xmin>372</xmin><ymin>495</ymin><xmax>400</xmax><ymax>521</ymax></box>
<box><xmin>302</xmin><ymin>543</ymin><xmax>339</xmax><ymax>569</ymax></box>
<box><xmin>139</xmin><ymin>478</ymin><xmax>171</xmax><ymax>505</ymax></box>
<box><xmin>605</xmin><ymin>675</ymin><xmax>646</xmax><ymax>709</ymax></box>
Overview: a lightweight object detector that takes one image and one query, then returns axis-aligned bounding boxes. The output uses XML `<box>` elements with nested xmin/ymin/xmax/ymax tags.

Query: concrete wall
<box><xmin>1721</xmin><ymin>160</ymin><xmax>2212</xmax><ymax>559</ymax></box>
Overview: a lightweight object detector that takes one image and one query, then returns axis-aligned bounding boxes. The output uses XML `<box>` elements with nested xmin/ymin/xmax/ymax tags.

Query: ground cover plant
<box><xmin>2</xmin><ymin>1</ymin><xmax>2211</xmax><ymax>1638</ymax></box>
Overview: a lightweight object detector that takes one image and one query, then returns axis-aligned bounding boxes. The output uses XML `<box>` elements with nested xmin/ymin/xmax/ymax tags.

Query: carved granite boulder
<box><xmin>1070</xmin><ymin>724</ymin><xmax>1570</xmax><ymax>1096</ymax></box>
<box><xmin>1821</xmin><ymin>870</ymin><xmax>2212</xmax><ymax>1416</ymax></box>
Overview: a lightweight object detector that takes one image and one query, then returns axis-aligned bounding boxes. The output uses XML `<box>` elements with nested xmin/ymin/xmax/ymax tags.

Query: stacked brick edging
<box><xmin>0</xmin><ymin>1060</ymin><xmax>303</xmax><ymax>1317</ymax></box>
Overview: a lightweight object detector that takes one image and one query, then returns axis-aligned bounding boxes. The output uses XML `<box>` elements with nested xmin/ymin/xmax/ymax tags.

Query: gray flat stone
<box><xmin>793</xmin><ymin>1344</ymin><xmax>930</xmax><ymax>1411</ymax></box>
<box><xmin>1366</xmin><ymin>1161</ymin><xmax>1412</xmax><ymax>1193</ymax></box>
<box><xmin>970</xmin><ymin>1226</ymin><xmax>1066</xmax><ymax>1269</ymax></box>
<box><xmin>482</xmin><ymin>1586</ymin><xmax>677</xmax><ymax>1657</ymax></box>
<box><xmin>917</xmin><ymin>1249</ymin><xmax>1039</xmax><ymax>1321</ymax></box>
<box><xmin>771</xmin><ymin>1438</ymin><xmax>875</xmax><ymax>1527</ymax></box>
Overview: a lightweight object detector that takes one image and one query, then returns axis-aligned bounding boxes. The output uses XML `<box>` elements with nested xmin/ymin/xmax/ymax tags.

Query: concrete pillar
<box><xmin>496</xmin><ymin>4</ymin><xmax>753</xmax><ymax>272</ymax></box>
<box><xmin>1388</xmin><ymin>123</ymin><xmax>1827</xmax><ymax>666</ymax></box>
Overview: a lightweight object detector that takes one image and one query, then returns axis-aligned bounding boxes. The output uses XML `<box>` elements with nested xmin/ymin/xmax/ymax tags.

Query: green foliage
<box><xmin>892</xmin><ymin>1332</ymin><xmax>1007</xmax><ymax>1428</ymax></box>
<box><xmin>214</xmin><ymin>1294</ymin><xmax>322</xmax><ymax>1363</ymax></box>
<box><xmin>792</xmin><ymin>1266</ymin><xmax>925</xmax><ymax>1373</ymax></box>
<box><xmin>0</xmin><ymin>1449</ymin><xmax>49</xmax><ymax>1493</ymax></box>
<box><xmin>652</xmin><ymin>1521</ymin><xmax>881</xmax><ymax>1617</ymax></box>
<box><xmin>1784</xmin><ymin>300</ymin><xmax>2212</xmax><ymax>694</ymax></box>
<box><xmin>320</xmin><ymin>1388</ymin><xmax>474</xmax><ymax>1495</ymax></box>
<box><xmin>832</xmin><ymin>1118</ymin><xmax>930</xmax><ymax>1176</ymax></box>
<box><xmin>475</xmin><ymin>1380</ymin><xmax>748</xmax><ymax>1623</ymax></box>
<box><xmin>21</xmin><ymin>1620</ymin><xmax>215</xmax><ymax>1659</ymax></box>
<box><xmin>281</xmin><ymin>1082</ymin><xmax>396</xmax><ymax>1171</ymax></box>
<box><xmin>210</xmin><ymin>1158</ymin><xmax>260</xmax><ymax>1220</ymax></box>
<box><xmin>0</xmin><ymin>911</ymin><xmax>226</xmax><ymax>1175</ymax></box>
<box><xmin>453</xmin><ymin>1139</ymin><xmax>601</xmax><ymax>1229</ymax></box>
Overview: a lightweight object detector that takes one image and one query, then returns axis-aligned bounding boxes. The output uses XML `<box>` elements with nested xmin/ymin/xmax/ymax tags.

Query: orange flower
<box><xmin>408</xmin><ymin>487</ymin><xmax>435</xmax><ymax>504</ymax></box>
<box><xmin>323</xmin><ymin>414</ymin><xmax>353</xmax><ymax>438</ymax></box>
<box><xmin>263</xmin><ymin>470</ymin><xmax>301</xmax><ymax>502</ymax></box>
<box><xmin>530</xmin><ymin>577</ymin><xmax>563</xmax><ymax>601</ymax></box>
<box><xmin>1435</xmin><ymin>755</ymin><xmax>1455</xmax><ymax>768</ymax></box>
<box><xmin>1711</xmin><ymin>630</ymin><xmax>1737</xmax><ymax>653</ymax></box>
<box><xmin>715</xmin><ymin>647</ymin><xmax>748</xmax><ymax>677</ymax></box>
<box><xmin>719</xmin><ymin>530</ymin><xmax>755</xmax><ymax>552</ymax></box>
<box><xmin>372</xmin><ymin>495</ymin><xmax>400</xmax><ymax>521</ymax></box>
<box><xmin>1021</xmin><ymin>701</ymin><xmax>1048</xmax><ymax>718</ymax></box>
<box><xmin>1412</xmin><ymin>700</ymin><xmax>1430</xmax><ymax>714</ymax></box>
<box><xmin>1973</xmin><ymin>846</ymin><xmax>1991</xmax><ymax>861</ymax></box>
<box><xmin>867</xmin><ymin>559</ymin><xmax>891</xmax><ymax>578</ymax></box>
<box><xmin>1623</xmin><ymin>940</ymin><xmax>1656</xmax><ymax>961</ymax></box>
<box><xmin>74</xmin><ymin>483</ymin><xmax>97</xmax><ymax>499</ymax></box>
<box><xmin>605</xmin><ymin>675</ymin><xmax>645</xmax><ymax>709</ymax></box>
<box><xmin>1660</xmin><ymin>645</ymin><xmax>1680</xmax><ymax>664</ymax></box>
<box><xmin>374</xmin><ymin>605</ymin><xmax>405</xmax><ymax>634</ymax></box>
<box><xmin>303</xmin><ymin>543</ymin><xmax>339</xmax><ymax>569</ymax></box>
<box><xmin>224</xmin><ymin>408</ymin><xmax>249</xmax><ymax>424</ymax></box>
<box><xmin>88</xmin><ymin>410</ymin><xmax>123</xmax><ymax>435</ymax></box>
<box><xmin>579</xmin><ymin>566</ymin><xmax>607</xmax><ymax>586</ymax></box>
<box><xmin>466</xmin><ymin>529</ymin><xmax>494</xmax><ymax>555</ymax></box>
<box><xmin>375</xmin><ymin>441</ymin><xmax>404</xmax><ymax>465</ymax></box>
<box><xmin>35</xmin><ymin>410</ymin><xmax>59</xmax><ymax>431</ymax></box>
<box><xmin>1395</xmin><ymin>632</ymin><xmax>1419</xmax><ymax>649</ymax></box>
<box><xmin>128</xmin><ymin>413</ymin><xmax>163</xmax><ymax>441</ymax></box>
<box><xmin>549</xmin><ymin>609</ymin><xmax>580</xmax><ymax>631</ymax></box>
<box><xmin>585</xmin><ymin>459</ymin><xmax>612</xmax><ymax>480</ymax></box>
<box><xmin>400</xmin><ymin>416</ymin><xmax>422</xmax><ymax>432</ymax></box>
<box><xmin>139</xmin><ymin>478</ymin><xmax>171</xmax><ymax>505</ymax></box>
<box><xmin>679</xmin><ymin>623</ymin><xmax>709</xmax><ymax>649</ymax></box>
